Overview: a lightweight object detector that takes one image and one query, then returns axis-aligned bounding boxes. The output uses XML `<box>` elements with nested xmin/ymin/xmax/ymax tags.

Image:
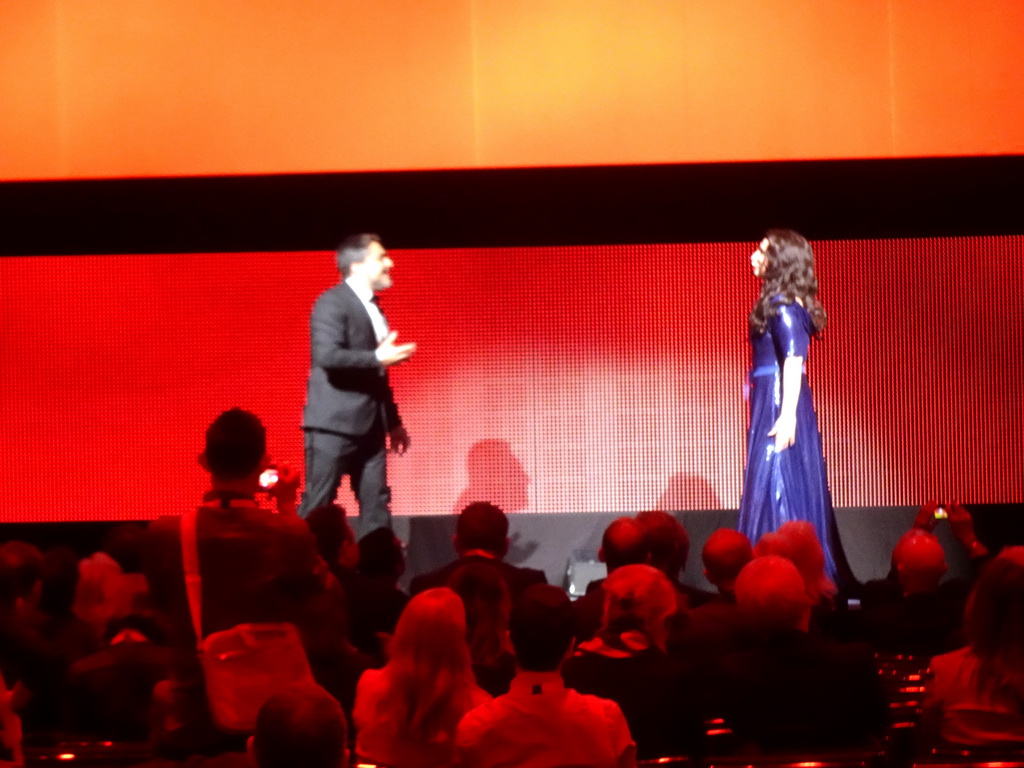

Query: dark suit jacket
<box><xmin>717</xmin><ymin>630</ymin><xmax>887</xmax><ymax>753</ymax></box>
<box><xmin>564</xmin><ymin>644</ymin><xmax>706</xmax><ymax>759</ymax></box>
<box><xmin>409</xmin><ymin>555</ymin><xmax>547</xmax><ymax>599</ymax></box>
<box><xmin>302</xmin><ymin>282</ymin><xmax>401</xmax><ymax>437</ymax></box>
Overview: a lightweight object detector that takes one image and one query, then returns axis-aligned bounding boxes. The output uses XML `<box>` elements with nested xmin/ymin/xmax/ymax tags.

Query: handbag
<box><xmin>180</xmin><ymin>507</ymin><xmax>316</xmax><ymax>734</ymax></box>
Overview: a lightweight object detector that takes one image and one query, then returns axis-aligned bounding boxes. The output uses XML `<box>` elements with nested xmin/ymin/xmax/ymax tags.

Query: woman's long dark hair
<box><xmin>964</xmin><ymin>546</ymin><xmax>1024</xmax><ymax>698</ymax></box>
<box><xmin>749</xmin><ymin>229</ymin><xmax>827</xmax><ymax>337</ymax></box>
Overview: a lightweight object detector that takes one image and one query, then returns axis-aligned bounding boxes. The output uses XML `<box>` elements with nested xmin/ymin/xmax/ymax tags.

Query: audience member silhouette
<box><xmin>563</xmin><ymin>564</ymin><xmax>704</xmax><ymax>759</ymax></box>
<box><xmin>35</xmin><ymin>546</ymin><xmax>99</xmax><ymax>666</ymax></box>
<box><xmin>572</xmin><ymin>516</ymin><xmax>651</xmax><ymax>642</ymax></box>
<box><xmin>454</xmin><ymin>584</ymin><xmax>636</xmax><ymax>768</ymax></box>
<box><xmin>671</xmin><ymin>528</ymin><xmax>754</xmax><ymax>663</ymax></box>
<box><xmin>755</xmin><ymin>520</ymin><xmax>839</xmax><ymax>637</ymax></box>
<box><xmin>249</xmin><ymin>683</ymin><xmax>349</xmax><ymax>768</ymax></box>
<box><xmin>144</xmin><ymin>408</ymin><xmax>350</xmax><ymax>757</ymax></box>
<box><xmin>99</xmin><ymin>523</ymin><xmax>152</xmax><ymax>620</ymax></box>
<box><xmin>306</xmin><ymin>505</ymin><xmax>406</xmax><ymax>661</ymax></box>
<box><xmin>351</xmin><ymin>526</ymin><xmax>409</xmax><ymax>660</ymax></box>
<box><xmin>855</xmin><ymin>530</ymin><xmax>965</xmax><ymax>656</ymax></box>
<box><xmin>919</xmin><ymin>546</ymin><xmax>1024</xmax><ymax>750</ymax></box>
<box><xmin>68</xmin><ymin>614</ymin><xmax>172</xmax><ymax>740</ymax></box>
<box><xmin>353</xmin><ymin>588</ymin><xmax>490</xmax><ymax>768</ymax></box>
<box><xmin>449</xmin><ymin>562</ymin><xmax>516</xmax><ymax>697</ymax></box>
<box><xmin>0</xmin><ymin>541</ymin><xmax>64</xmax><ymax>732</ymax></box>
<box><xmin>717</xmin><ymin>555</ymin><xmax>886</xmax><ymax>753</ymax></box>
<box><xmin>409</xmin><ymin>502</ymin><xmax>546</xmax><ymax>598</ymax></box>
<box><xmin>637</xmin><ymin>510</ymin><xmax>714</xmax><ymax>608</ymax></box>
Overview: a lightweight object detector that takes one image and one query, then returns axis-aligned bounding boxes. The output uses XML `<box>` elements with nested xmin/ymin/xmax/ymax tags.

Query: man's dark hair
<box><xmin>455</xmin><ymin>502</ymin><xmax>509</xmax><ymax>556</ymax></box>
<box><xmin>335</xmin><ymin>233</ymin><xmax>382</xmax><ymax>277</ymax></box>
<box><xmin>358</xmin><ymin>526</ymin><xmax>405</xmax><ymax>579</ymax></box>
<box><xmin>0</xmin><ymin>541</ymin><xmax>43</xmax><ymax>607</ymax></box>
<box><xmin>305</xmin><ymin>504</ymin><xmax>354</xmax><ymax>565</ymax></box>
<box><xmin>252</xmin><ymin>684</ymin><xmax>348</xmax><ymax>768</ymax></box>
<box><xmin>636</xmin><ymin>510</ymin><xmax>690</xmax><ymax>579</ymax></box>
<box><xmin>601</xmin><ymin>517</ymin><xmax>650</xmax><ymax>572</ymax></box>
<box><xmin>509</xmin><ymin>584</ymin><xmax>573</xmax><ymax>672</ymax></box>
<box><xmin>203</xmin><ymin>408</ymin><xmax>266</xmax><ymax>479</ymax></box>
<box><xmin>102</xmin><ymin>523</ymin><xmax>147</xmax><ymax>574</ymax></box>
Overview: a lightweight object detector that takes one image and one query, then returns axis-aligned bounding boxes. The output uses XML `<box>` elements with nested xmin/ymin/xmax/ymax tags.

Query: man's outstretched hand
<box><xmin>376</xmin><ymin>331</ymin><xmax>417</xmax><ymax>367</ymax></box>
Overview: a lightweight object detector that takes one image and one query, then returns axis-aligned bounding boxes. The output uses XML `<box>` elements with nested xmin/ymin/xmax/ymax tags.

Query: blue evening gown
<box><xmin>737</xmin><ymin>299</ymin><xmax>849</xmax><ymax>582</ymax></box>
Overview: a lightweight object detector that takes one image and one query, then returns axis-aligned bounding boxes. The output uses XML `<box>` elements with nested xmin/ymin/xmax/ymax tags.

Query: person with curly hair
<box><xmin>737</xmin><ymin>230</ymin><xmax>851</xmax><ymax>585</ymax></box>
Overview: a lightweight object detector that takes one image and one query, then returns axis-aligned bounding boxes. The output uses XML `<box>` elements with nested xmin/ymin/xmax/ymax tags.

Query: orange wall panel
<box><xmin>0</xmin><ymin>2</ymin><xmax>62</xmax><ymax>177</ymax></box>
<box><xmin>889</xmin><ymin>0</ymin><xmax>1024</xmax><ymax>156</ymax></box>
<box><xmin>0</xmin><ymin>0</ymin><xmax>1022</xmax><ymax>180</ymax></box>
<box><xmin>473</xmin><ymin>0</ymin><xmax>897</xmax><ymax>165</ymax></box>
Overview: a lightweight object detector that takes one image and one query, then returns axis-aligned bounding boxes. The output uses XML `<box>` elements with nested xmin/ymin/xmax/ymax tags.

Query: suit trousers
<box><xmin>298</xmin><ymin>420</ymin><xmax>391</xmax><ymax>535</ymax></box>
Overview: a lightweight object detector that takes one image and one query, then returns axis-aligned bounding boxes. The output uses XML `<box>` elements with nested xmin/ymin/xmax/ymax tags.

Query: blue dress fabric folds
<box><xmin>737</xmin><ymin>300</ymin><xmax>848</xmax><ymax>583</ymax></box>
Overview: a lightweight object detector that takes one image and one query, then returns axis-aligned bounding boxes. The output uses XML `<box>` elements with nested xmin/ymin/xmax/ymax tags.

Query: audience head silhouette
<box><xmin>755</xmin><ymin>521</ymin><xmax>836</xmax><ymax>604</ymax></box>
<box><xmin>0</xmin><ymin>541</ymin><xmax>43</xmax><ymax>611</ymax></box>
<box><xmin>735</xmin><ymin>555</ymin><xmax>814</xmax><ymax>633</ymax></box>
<box><xmin>601</xmin><ymin>564</ymin><xmax>677</xmax><ymax>649</ymax></box>
<box><xmin>600</xmin><ymin>517</ymin><xmax>650</xmax><ymax>573</ymax></box>
<box><xmin>358</xmin><ymin>527</ymin><xmax>406</xmax><ymax>580</ymax></box>
<box><xmin>305</xmin><ymin>503</ymin><xmax>358</xmax><ymax>570</ymax></box>
<box><xmin>250</xmin><ymin>683</ymin><xmax>348</xmax><ymax>768</ymax></box>
<box><xmin>893</xmin><ymin>530</ymin><xmax>947</xmax><ymax>595</ymax></box>
<box><xmin>636</xmin><ymin>510</ymin><xmax>690</xmax><ymax>580</ymax></box>
<box><xmin>510</xmin><ymin>584</ymin><xmax>574</xmax><ymax>672</ymax></box>
<box><xmin>456</xmin><ymin>502</ymin><xmax>509</xmax><ymax>558</ymax></box>
<box><xmin>200</xmin><ymin>408</ymin><xmax>268</xmax><ymax>481</ymax></box>
<box><xmin>702</xmin><ymin>529</ymin><xmax>754</xmax><ymax>594</ymax></box>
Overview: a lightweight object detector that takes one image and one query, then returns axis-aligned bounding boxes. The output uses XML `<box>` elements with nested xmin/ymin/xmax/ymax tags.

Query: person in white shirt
<box><xmin>454</xmin><ymin>584</ymin><xmax>636</xmax><ymax>768</ymax></box>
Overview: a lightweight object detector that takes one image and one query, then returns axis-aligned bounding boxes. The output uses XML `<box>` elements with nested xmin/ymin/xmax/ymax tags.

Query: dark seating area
<box><xmin>1</xmin><ymin>494</ymin><xmax>1022</xmax><ymax>768</ymax></box>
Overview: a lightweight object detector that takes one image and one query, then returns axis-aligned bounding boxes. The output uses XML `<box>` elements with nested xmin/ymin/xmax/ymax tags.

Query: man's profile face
<box><xmin>351</xmin><ymin>241</ymin><xmax>394</xmax><ymax>291</ymax></box>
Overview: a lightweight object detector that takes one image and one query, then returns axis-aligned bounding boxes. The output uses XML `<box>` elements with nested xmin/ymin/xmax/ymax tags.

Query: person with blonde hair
<box><xmin>353</xmin><ymin>588</ymin><xmax>490</xmax><ymax>768</ymax></box>
<box><xmin>563</xmin><ymin>565</ymin><xmax>704</xmax><ymax>759</ymax></box>
<box><xmin>920</xmin><ymin>547</ymin><xmax>1024</xmax><ymax>749</ymax></box>
<box><xmin>755</xmin><ymin>521</ymin><xmax>837</xmax><ymax>605</ymax></box>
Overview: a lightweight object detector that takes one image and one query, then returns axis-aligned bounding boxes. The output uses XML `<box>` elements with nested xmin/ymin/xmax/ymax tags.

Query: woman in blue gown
<box><xmin>737</xmin><ymin>230</ymin><xmax>851</xmax><ymax>585</ymax></box>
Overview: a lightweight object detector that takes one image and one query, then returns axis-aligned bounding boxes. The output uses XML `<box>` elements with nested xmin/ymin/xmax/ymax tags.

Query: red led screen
<box><xmin>1</xmin><ymin>237</ymin><xmax>1021</xmax><ymax>523</ymax></box>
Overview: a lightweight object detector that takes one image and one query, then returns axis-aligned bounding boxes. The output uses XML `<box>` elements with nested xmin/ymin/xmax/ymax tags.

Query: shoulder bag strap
<box><xmin>180</xmin><ymin>508</ymin><xmax>204</xmax><ymax>648</ymax></box>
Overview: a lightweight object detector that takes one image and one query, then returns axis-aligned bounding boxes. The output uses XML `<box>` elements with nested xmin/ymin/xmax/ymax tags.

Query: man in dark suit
<box><xmin>299</xmin><ymin>234</ymin><xmax>416</xmax><ymax>532</ymax></box>
<box><xmin>409</xmin><ymin>502</ymin><xmax>547</xmax><ymax>598</ymax></box>
<box><xmin>717</xmin><ymin>555</ymin><xmax>886</xmax><ymax>753</ymax></box>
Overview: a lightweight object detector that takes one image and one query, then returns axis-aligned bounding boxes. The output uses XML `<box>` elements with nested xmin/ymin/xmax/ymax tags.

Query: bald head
<box><xmin>600</xmin><ymin>517</ymin><xmax>651</xmax><ymax>573</ymax></box>
<box><xmin>702</xmin><ymin>529</ymin><xmax>754</xmax><ymax>594</ymax></box>
<box><xmin>251</xmin><ymin>684</ymin><xmax>347</xmax><ymax>768</ymax></box>
<box><xmin>735</xmin><ymin>555</ymin><xmax>813</xmax><ymax>633</ymax></box>
<box><xmin>894</xmin><ymin>532</ymin><xmax>947</xmax><ymax>595</ymax></box>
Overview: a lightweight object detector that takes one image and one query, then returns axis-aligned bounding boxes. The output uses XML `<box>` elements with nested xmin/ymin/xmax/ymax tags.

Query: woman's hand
<box><xmin>768</xmin><ymin>413</ymin><xmax>797</xmax><ymax>452</ymax></box>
